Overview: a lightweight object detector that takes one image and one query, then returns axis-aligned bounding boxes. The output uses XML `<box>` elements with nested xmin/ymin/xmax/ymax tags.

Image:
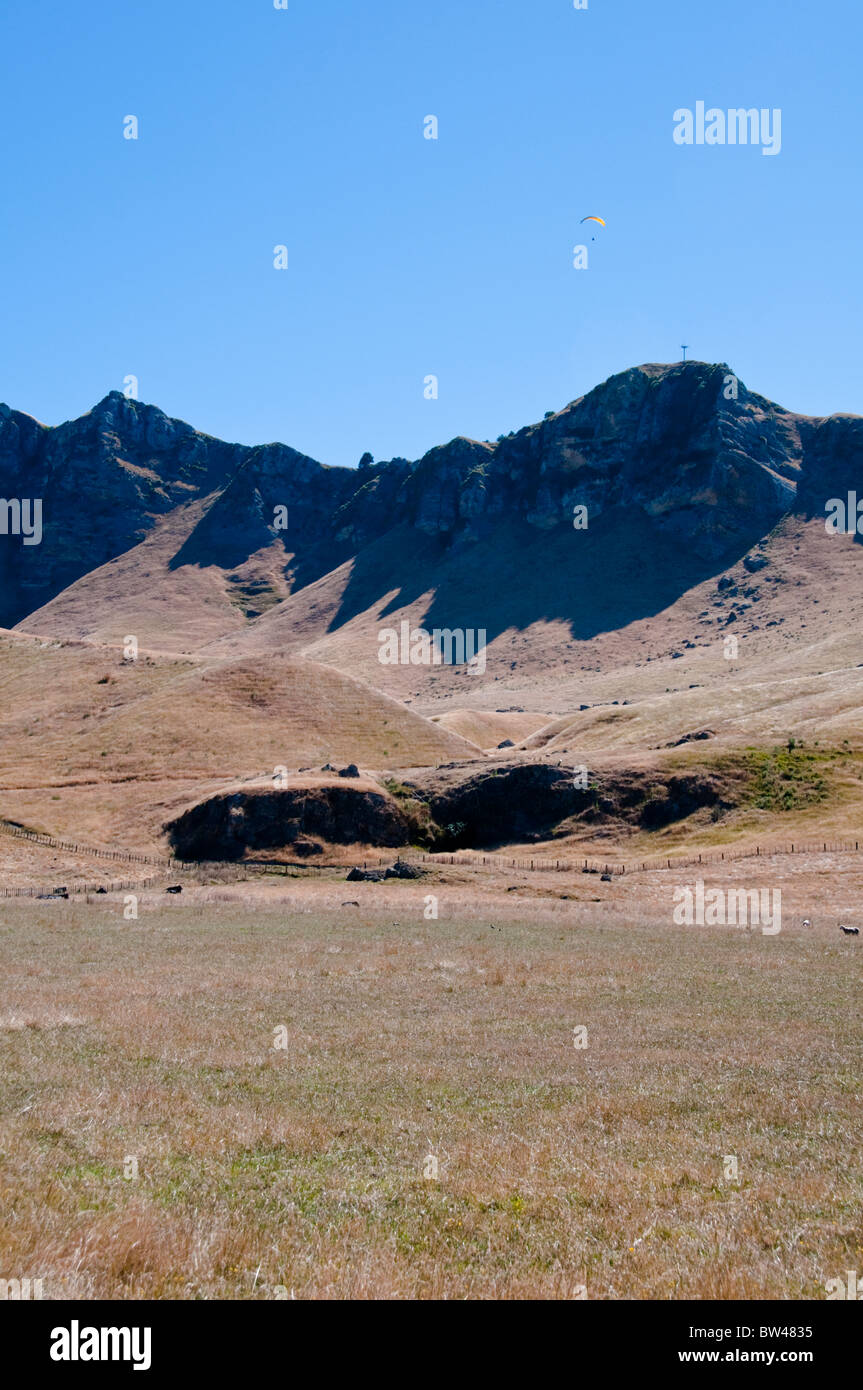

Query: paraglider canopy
<box><xmin>580</xmin><ymin>215</ymin><xmax>605</xmax><ymax>241</ymax></box>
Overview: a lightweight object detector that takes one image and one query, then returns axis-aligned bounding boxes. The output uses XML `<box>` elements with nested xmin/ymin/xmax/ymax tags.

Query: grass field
<box><xmin>1</xmin><ymin>886</ymin><xmax>860</xmax><ymax>1300</ymax></box>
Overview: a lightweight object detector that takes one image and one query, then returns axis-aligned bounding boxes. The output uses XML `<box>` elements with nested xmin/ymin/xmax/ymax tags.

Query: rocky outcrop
<box><xmin>403</xmin><ymin>761</ymin><xmax>724</xmax><ymax>849</ymax></box>
<box><xmin>2</xmin><ymin>363</ymin><xmax>859</xmax><ymax>629</ymax></box>
<box><xmin>795</xmin><ymin>413</ymin><xmax>863</xmax><ymax>520</ymax></box>
<box><xmin>0</xmin><ymin>393</ymin><xmax>254</xmax><ymax>625</ymax></box>
<box><xmin>165</xmin><ymin>785</ymin><xmax>410</xmax><ymax>861</ymax></box>
<box><xmin>395</xmin><ymin>363</ymin><xmax>804</xmax><ymax>559</ymax></box>
<box><xmin>0</xmin><ymin>392</ymin><xmax>353</xmax><ymax>627</ymax></box>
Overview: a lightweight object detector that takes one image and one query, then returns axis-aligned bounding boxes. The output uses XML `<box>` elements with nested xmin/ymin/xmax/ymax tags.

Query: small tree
<box><xmin>358</xmin><ymin>451</ymin><xmax>374</xmax><ymax>470</ymax></box>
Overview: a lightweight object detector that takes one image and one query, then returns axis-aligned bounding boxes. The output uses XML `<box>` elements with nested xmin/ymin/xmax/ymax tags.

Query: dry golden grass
<box><xmin>430</xmin><ymin>709</ymin><xmax>549</xmax><ymax>749</ymax></box>
<box><xmin>0</xmin><ymin>631</ymin><xmax>475</xmax><ymax>850</ymax></box>
<box><xmin>6</xmin><ymin>515</ymin><xmax>863</xmax><ymax>863</ymax></box>
<box><xmin>1</xmin><ymin>873</ymin><xmax>859</xmax><ymax>1300</ymax></box>
<box><xmin>202</xmin><ymin>515</ymin><xmax>863</xmax><ymax>734</ymax></box>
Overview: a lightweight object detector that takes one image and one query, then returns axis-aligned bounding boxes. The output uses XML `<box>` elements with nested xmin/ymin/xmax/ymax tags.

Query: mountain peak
<box><xmin>1</xmin><ymin>364</ymin><xmax>858</xmax><ymax>633</ymax></box>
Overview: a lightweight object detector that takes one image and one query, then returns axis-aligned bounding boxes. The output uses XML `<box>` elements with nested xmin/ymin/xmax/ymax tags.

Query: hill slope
<box><xmin>0</xmin><ymin>631</ymin><xmax>477</xmax><ymax>851</ymax></box>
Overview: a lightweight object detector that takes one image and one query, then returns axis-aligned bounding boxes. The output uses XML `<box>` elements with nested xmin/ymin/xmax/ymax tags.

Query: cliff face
<box><xmin>795</xmin><ymin>413</ymin><xmax>863</xmax><ymax>517</ymax></box>
<box><xmin>378</xmin><ymin>362</ymin><xmax>806</xmax><ymax>558</ymax></box>
<box><xmin>166</xmin><ymin>785</ymin><xmax>410</xmax><ymax>860</ymax></box>
<box><xmin>1</xmin><ymin>363</ymin><xmax>859</xmax><ymax>629</ymax></box>
<box><xmin>0</xmin><ymin>392</ymin><xmax>246</xmax><ymax>625</ymax></box>
<box><xmin>0</xmin><ymin>392</ymin><xmax>350</xmax><ymax>626</ymax></box>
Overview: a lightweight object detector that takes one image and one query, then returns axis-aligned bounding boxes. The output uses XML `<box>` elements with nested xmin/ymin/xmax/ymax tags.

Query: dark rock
<box><xmin>338</xmin><ymin>764</ymin><xmax>360</xmax><ymax>778</ymax></box>
<box><xmin>638</xmin><ymin>774</ymin><xmax>721</xmax><ymax>829</ymax></box>
<box><xmin>668</xmin><ymin>729</ymin><xmax>715</xmax><ymax>747</ymax></box>
<box><xmin>384</xmin><ymin>860</ymin><xmax>424</xmax><ymax>880</ymax></box>
<box><xmin>743</xmin><ymin>553</ymin><xmax>769</xmax><ymax>573</ymax></box>
<box><xmin>346</xmin><ymin>867</ymin><xmax>385</xmax><ymax>882</ymax></box>
<box><xmin>166</xmin><ymin>786</ymin><xmax>410</xmax><ymax>861</ymax></box>
<box><xmin>497</xmin><ymin>739</ymin><xmax>515</xmax><ymax>749</ymax></box>
<box><xmin>293</xmin><ymin>838</ymin><xmax>323</xmax><ymax>857</ymax></box>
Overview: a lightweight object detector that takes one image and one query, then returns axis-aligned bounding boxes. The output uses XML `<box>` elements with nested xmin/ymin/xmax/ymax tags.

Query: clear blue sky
<box><xmin>1</xmin><ymin>0</ymin><xmax>859</xmax><ymax>466</ymax></box>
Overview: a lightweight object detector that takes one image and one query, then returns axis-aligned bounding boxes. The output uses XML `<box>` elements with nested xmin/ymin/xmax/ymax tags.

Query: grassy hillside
<box><xmin>0</xmin><ymin>632</ymin><xmax>477</xmax><ymax>851</ymax></box>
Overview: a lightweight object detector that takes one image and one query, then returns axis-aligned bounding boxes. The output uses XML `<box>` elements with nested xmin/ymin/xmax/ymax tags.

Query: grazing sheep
<box><xmin>802</xmin><ymin>919</ymin><xmax>811</xmax><ymax>928</ymax></box>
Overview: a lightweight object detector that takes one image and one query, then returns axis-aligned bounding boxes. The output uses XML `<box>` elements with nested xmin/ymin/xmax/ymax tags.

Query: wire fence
<box><xmin>1</xmin><ymin>815</ymin><xmax>860</xmax><ymax>891</ymax></box>
<box><xmin>0</xmin><ymin>822</ymin><xmax>168</xmax><ymax>866</ymax></box>
<box><xmin>0</xmin><ymin>876</ymin><xmax>162</xmax><ymax>899</ymax></box>
<box><xmin>415</xmin><ymin>839</ymin><xmax>862</xmax><ymax>876</ymax></box>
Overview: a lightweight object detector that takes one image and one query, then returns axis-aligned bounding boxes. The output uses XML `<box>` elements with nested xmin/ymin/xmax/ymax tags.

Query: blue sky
<box><xmin>1</xmin><ymin>0</ymin><xmax>859</xmax><ymax>466</ymax></box>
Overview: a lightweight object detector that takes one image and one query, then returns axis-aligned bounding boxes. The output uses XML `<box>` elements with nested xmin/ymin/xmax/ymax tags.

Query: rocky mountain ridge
<box><xmin>1</xmin><ymin>362</ymin><xmax>859</xmax><ymax>631</ymax></box>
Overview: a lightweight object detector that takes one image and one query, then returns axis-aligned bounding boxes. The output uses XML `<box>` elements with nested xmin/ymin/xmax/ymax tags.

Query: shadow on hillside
<box><xmin>168</xmin><ymin>499</ymin><xmax>354</xmax><ymax>590</ymax></box>
<box><xmin>326</xmin><ymin>510</ymin><xmax>768</xmax><ymax>646</ymax></box>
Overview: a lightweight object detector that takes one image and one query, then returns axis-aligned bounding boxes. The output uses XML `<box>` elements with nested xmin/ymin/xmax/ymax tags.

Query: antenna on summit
<box><xmin>681</xmin><ymin>345</ymin><xmax>689</xmax><ymax>362</ymax></box>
